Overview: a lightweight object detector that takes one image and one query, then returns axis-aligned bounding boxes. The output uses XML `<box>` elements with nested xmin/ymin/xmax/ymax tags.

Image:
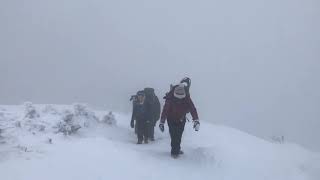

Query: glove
<box><xmin>193</xmin><ymin>120</ymin><xmax>200</xmax><ymax>131</ymax></box>
<box><xmin>130</xmin><ymin>120</ymin><xmax>134</xmax><ymax>128</ymax></box>
<box><xmin>159</xmin><ymin>123</ymin><xmax>164</xmax><ymax>132</ymax></box>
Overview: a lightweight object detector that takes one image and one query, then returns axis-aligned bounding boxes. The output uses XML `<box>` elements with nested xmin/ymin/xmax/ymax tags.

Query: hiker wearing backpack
<box><xmin>130</xmin><ymin>94</ymin><xmax>139</xmax><ymax>135</ymax></box>
<box><xmin>130</xmin><ymin>91</ymin><xmax>151</xmax><ymax>144</ymax></box>
<box><xmin>159</xmin><ymin>78</ymin><xmax>200</xmax><ymax>158</ymax></box>
<box><xmin>144</xmin><ymin>88</ymin><xmax>161</xmax><ymax>141</ymax></box>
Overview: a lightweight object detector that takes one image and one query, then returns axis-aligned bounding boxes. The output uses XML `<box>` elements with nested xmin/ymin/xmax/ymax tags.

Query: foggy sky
<box><xmin>1</xmin><ymin>0</ymin><xmax>319</xmax><ymax>151</ymax></box>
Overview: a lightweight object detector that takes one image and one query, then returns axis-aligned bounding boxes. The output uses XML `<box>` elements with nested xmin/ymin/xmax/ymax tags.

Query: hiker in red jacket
<box><xmin>159</xmin><ymin>83</ymin><xmax>200</xmax><ymax>158</ymax></box>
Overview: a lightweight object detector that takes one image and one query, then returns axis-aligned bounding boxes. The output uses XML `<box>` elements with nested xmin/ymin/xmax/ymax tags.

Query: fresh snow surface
<box><xmin>0</xmin><ymin>104</ymin><xmax>319</xmax><ymax>180</ymax></box>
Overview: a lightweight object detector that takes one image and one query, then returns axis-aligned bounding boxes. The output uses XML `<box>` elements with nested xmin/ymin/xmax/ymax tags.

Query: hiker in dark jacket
<box><xmin>144</xmin><ymin>88</ymin><xmax>161</xmax><ymax>141</ymax></box>
<box><xmin>159</xmin><ymin>83</ymin><xmax>200</xmax><ymax>157</ymax></box>
<box><xmin>131</xmin><ymin>91</ymin><xmax>151</xmax><ymax>144</ymax></box>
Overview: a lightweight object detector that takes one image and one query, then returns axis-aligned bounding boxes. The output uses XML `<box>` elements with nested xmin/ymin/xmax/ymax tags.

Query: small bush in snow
<box><xmin>73</xmin><ymin>104</ymin><xmax>98</xmax><ymax>119</ymax></box>
<box><xmin>271</xmin><ymin>136</ymin><xmax>285</xmax><ymax>144</ymax></box>
<box><xmin>23</xmin><ymin>102</ymin><xmax>40</xmax><ymax>119</ymax></box>
<box><xmin>73</xmin><ymin>103</ymin><xmax>99</xmax><ymax>127</ymax></box>
<box><xmin>22</xmin><ymin>102</ymin><xmax>47</xmax><ymax>132</ymax></box>
<box><xmin>74</xmin><ymin>104</ymin><xmax>90</xmax><ymax>117</ymax></box>
<box><xmin>15</xmin><ymin>121</ymin><xmax>22</xmax><ymax>128</ymax></box>
<box><xmin>24</xmin><ymin>122</ymin><xmax>47</xmax><ymax>132</ymax></box>
<box><xmin>56</xmin><ymin>110</ymin><xmax>81</xmax><ymax>135</ymax></box>
<box><xmin>63</xmin><ymin>110</ymin><xmax>74</xmax><ymax>123</ymax></box>
<box><xmin>0</xmin><ymin>115</ymin><xmax>6</xmax><ymax>138</ymax></box>
<box><xmin>42</xmin><ymin>105</ymin><xmax>59</xmax><ymax>115</ymax></box>
<box><xmin>102</xmin><ymin>111</ymin><xmax>117</xmax><ymax>126</ymax></box>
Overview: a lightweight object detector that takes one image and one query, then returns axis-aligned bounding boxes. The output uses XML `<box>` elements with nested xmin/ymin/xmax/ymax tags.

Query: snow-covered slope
<box><xmin>0</xmin><ymin>104</ymin><xmax>319</xmax><ymax>180</ymax></box>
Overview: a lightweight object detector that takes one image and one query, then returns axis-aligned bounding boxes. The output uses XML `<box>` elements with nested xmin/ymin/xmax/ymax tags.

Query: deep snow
<box><xmin>0</xmin><ymin>104</ymin><xmax>319</xmax><ymax>180</ymax></box>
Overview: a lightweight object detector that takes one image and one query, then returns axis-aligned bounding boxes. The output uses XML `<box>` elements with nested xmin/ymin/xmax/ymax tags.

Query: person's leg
<box><xmin>149</xmin><ymin>120</ymin><xmax>155</xmax><ymax>141</ymax></box>
<box><xmin>168</xmin><ymin>120</ymin><xmax>179</xmax><ymax>155</ymax></box>
<box><xmin>176</xmin><ymin>120</ymin><xmax>186</xmax><ymax>153</ymax></box>
<box><xmin>145</xmin><ymin>120</ymin><xmax>151</xmax><ymax>140</ymax></box>
<box><xmin>143</xmin><ymin>121</ymin><xmax>149</xmax><ymax>144</ymax></box>
<box><xmin>135</xmin><ymin>126</ymin><xmax>137</xmax><ymax>135</ymax></box>
<box><xmin>136</xmin><ymin>121</ymin><xmax>143</xmax><ymax>144</ymax></box>
<box><xmin>167</xmin><ymin>121</ymin><xmax>174</xmax><ymax>148</ymax></box>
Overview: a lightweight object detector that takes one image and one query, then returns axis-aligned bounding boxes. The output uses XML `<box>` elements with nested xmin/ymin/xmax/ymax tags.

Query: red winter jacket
<box><xmin>160</xmin><ymin>92</ymin><xmax>199</xmax><ymax>123</ymax></box>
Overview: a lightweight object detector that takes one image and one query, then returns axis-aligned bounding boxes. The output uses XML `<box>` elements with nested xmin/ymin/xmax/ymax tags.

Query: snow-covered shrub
<box><xmin>74</xmin><ymin>104</ymin><xmax>89</xmax><ymax>116</ymax></box>
<box><xmin>101</xmin><ymin>111</ymin><xmax>117</xmax><ymax>126</ymax></box>
<box><xmin>73</xmin><ymin>103</ymin><xmax>98</xmax><ymax>119</ymax></box>
<box><xmin>23</xmin><ymin>102</ymin><xmax>40</xmax><ymax>119</ymax></box>
<box><xmin>0</xmin><ymin>127</ymin><xmax>7</xmax><ymax>144</ymax></box>
<box><xmin>42</xmin><ymin>105</ymin><xmax>59</xmax><ymax>115</ymax></box>
<box><xmin>22</xmin><ymin>102</ymin><xmax>48</xmax><ymax>132</ymax></box>
<box><xmin>15</xmin><ymin>121</ymin><xmax>22</xmax><ymax>128</ymax></box>
<box><xmin>55</xmin><ymin>110</ymin><xmax>81</xmax><ymax>135</ymax></box>
<box><xmin>271</xmin><ymin>136</ymin><xmax>285</xmax><ymax>144</ymax></box>
<box><xmin>73</xmin><ymin>103</ymin><xmax>98</xmax><ymax>127</ymax></box>
<box><xmin>24</xmin><ymin>121</ymin><xmax>47</xmax><ymax>132</ymax></box>
<box><xmin>0</xmin><ymin>114</ymin><xmax>6</xmax><ymax>139</ymax></box>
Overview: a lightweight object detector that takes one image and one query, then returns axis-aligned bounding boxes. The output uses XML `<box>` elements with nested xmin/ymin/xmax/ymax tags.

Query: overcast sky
<box><xmin>1</xmin><ymin>0</ymin><xmax>319</xmax><ymax>151</ymax></box>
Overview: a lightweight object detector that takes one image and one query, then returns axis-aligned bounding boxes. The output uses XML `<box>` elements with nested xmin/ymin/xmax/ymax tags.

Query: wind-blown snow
<box><xmin>0</xmin><ymin>104</ymin><xmax>319</xmax><ymax>180</ymax></box>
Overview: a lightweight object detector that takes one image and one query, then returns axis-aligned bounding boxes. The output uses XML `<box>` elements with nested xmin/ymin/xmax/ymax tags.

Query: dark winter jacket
<box><xmin>145</xmin><ymin>95</ymin><xmax>161</xmax><ymax>122</ymax></box>
<box><xmin>131</xmin><ymin>102</ymin><xmax>151</xmax><ymax>123</ymax></box>
<box><xmin>153</xmin><ymin>96</ymin><xmax>161</xmax><ymax>121</ymax></box>
<box><xmin>160</xmin><ymin>92</ymin><xmax>198</xmax><ymax>123</ymax></box>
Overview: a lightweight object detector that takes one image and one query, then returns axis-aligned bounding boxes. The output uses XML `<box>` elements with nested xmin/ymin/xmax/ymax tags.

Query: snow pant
<box><xmin>168</xmin><ymin>120</ymin><xmax>186</xmax><ymax>155</ymax></box>
<box><xmin>136</xmin><ymin>120</ymin><xmax>148</xmax><ymax>142</ymax></box>
<box><xmin>147</xmin><ymin>120</ymin><xmax>156</xmax><ymax>139</ymax></box>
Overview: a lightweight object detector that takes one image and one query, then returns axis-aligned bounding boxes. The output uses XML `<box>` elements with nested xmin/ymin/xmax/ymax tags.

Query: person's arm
<box><xmin>130</xmin><ymin>106</ymin><xmax>136</xmax><ymax>128</ymax></box>
<box><xmin>154</xmin><ymin>96</ymin><xmax>161</xmax><ymax>122</ymax></box>
<box><xmin>131</xmin><ymin>106</ymin><xmax>136</xmax><ymax>121</ymax></box>
<box><xmin>188</xmin><ymin>97</ymin><xmax>199</xmax><ymax>120</ymax></box>
<box><xmin>160</xmin><ymin>100</ymin><xmax>170</xmax><ymax>124</ymax></box>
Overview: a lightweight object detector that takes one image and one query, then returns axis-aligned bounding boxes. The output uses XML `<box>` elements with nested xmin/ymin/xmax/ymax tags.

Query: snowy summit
<box><xmin>0</xmin><ymin>103</ymin><xmax>319</xmax><ymax>180</ymax></box>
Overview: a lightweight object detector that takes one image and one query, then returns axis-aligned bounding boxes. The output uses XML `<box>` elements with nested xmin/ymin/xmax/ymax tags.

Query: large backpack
<box><xmin>165</xmin><ymin>77</ymin><xmax>191</xmax><ymax>100</ymax></box>
<box><xmin>144</xmin><ymin>88</ymin><xmax>161</xmax><ymax>122</ymax></box>
<box><xmin>144</xmin><ymin>88</ymin><xmax>155</xmax><ymax>98</ymax></box>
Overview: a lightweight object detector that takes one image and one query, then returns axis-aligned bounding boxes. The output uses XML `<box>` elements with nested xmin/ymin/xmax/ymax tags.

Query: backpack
<box><xmin>165</xmin><ymin>77</ymin><xmax>191</xmax><ymax>100</ymax></box>
<box><xmin>144</xmin><ymin>88</ymin><xmax>161</xmax><ymax>122</ymax></box>
<box><xmin>144</xmin><ymin>88</ymin><xmax>155</xmax><ymax>98</ymax></box>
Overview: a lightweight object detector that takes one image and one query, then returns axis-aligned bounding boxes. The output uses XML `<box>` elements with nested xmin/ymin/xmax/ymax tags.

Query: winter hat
<box><xmin>137</xmin><ymin>91</ymin><xmax>145</xmax><ymax>96</ymax></box>
<box><xmin>174</xmin><ymin>83</ymin><xmax>186</xmax><ymax>99</ymax></box>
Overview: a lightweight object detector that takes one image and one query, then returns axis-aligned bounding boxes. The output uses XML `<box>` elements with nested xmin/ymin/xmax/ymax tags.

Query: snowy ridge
<box><xmin>0</xmin><ymin>104</ymin><xmax>319</xmax><ymax>180</ymax></box>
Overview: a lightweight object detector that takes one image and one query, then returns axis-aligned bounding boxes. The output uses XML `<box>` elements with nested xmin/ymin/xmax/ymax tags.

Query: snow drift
<box><xmin>0</xmin><ymin>103</ymin><xmax>319</xmax><ymax>180</ymax></box>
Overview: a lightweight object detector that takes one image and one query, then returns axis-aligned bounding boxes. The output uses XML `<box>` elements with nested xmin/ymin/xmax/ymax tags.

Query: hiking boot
<box><xmin>150</xmin><ymin>137</ymin><xmax>155</xmax><ymax>141</ymax></box>
<box><xmin>144</xmin><ymin>139</ymin><xmax>149</xmax><ymax>144</ymax></box>
<box><xmin>171</xmin><ymin>154</ymin><xmax>179</xmax><ymax>159</ymax></box>
<box><xmin>179</xmin><ymin>150</ymin><xmax>184</xmax><ymax>155</ymax></box>
<box><xmin>137</xmin><ymin>140</ymin><xmax>143</xmax><ymax>144</ymax></box>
